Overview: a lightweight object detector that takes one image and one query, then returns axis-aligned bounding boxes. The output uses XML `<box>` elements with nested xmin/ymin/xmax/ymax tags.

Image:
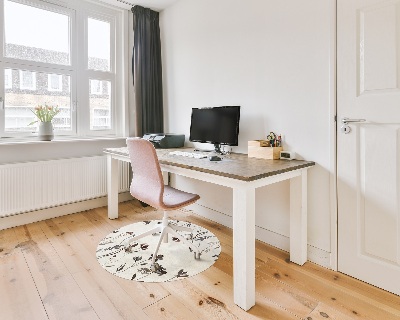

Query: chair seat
<box><xmin>162</xmin><ymin>186</ymin><xmax>200</xmax><ymax>209</ymax></box>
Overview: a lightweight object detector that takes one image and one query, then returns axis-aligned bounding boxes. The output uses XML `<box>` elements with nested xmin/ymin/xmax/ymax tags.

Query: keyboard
<box><xmin>169</xmin><ymin>151</ymin><xmax>208</xmax><ymax>159</ymax></box>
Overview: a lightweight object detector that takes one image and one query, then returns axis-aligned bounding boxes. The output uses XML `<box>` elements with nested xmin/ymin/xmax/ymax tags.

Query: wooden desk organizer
<box><xmin>248</xmin><ymin>140</ymin><xmax>283</xmax><ymax>160</ymax></box>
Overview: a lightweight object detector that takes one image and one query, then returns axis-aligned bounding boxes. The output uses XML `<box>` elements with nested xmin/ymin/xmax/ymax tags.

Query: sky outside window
<box><xmin>4</xmin><ymin>0</ymin><xmax>70</xmax><ymax>64</ymax></box>
<box><xmin>88</xmin><ymin>18</ymin><xmax>110</xmax><ymax>71</ymax></box>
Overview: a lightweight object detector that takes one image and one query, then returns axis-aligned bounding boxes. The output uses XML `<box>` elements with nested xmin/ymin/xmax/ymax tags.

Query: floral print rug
<box><xmin>96</xmin><ymin>220</ymin><xmax>221</xmax><ymax>282</ymax></box>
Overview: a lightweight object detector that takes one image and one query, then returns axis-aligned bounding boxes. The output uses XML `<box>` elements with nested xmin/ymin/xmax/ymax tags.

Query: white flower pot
<box><xmin>38</xmin><ymin>122</ymin><xmax>54</xmax><ymax>141</ymax></box>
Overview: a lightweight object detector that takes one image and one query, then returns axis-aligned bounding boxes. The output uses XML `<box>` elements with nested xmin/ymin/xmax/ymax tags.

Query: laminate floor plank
<box><xmin>189</xmin><ymin>266</ymin><xmax>299</xmax><ymax>320</ymax></box>
<box><xmin>13</xmin><ymin>223</ymin><xmax>99</xmax><ymax>320</ymax></box>
<box><xmin>160</xmin><ymin>278</ymin><xmax>240</xmax><ymax>320</ymax></box>
<box><xmin>305</xmin><ymin>302</ymin><xmax>356</xmax><ymax>320</ymax></box>
<box><xmin>38</xmin><ymin>219</ymin><xmax>99</xmax><ymax>274</ymax></box>
<box><xmin>0</xmin><ymin>227</ymin><xmax>20</xmax><ymax>258</ymax></box>
<box><xmin>71</xmin><ymin>268</ymin><xmax>151</xmax><ymax>320</ymax></box>
<box><xmin>254</xmin><ymin>267</ymin><xmax>318</xmax><ymax>318</ymax></box>
<box><xmin>143</xmin><ymin>294</ymin><xmax>203</xmax><ymax>320</ymax></box>
<box><xmin>0</xmin><ymin>250</ymin><xmax>48</xmax><ymax>320</ymax></box>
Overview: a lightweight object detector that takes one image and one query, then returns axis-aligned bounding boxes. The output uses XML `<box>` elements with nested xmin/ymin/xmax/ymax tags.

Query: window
<box><xmin>0</xmin><ymin>0</ymin><xmax>124</xmax><ymax>138</ymax></box>
<box><xmin>19</xmin><ymin>70</ymin><xmax>36</xmax><ymax>90</ymax></box>
<box><xmin>4</xmin><ymin>69</ymin><xmax>12</xmax><ymax>89</ymax></box>
<box><xmin>48</xmin><ymin>74</ymin><xmax>63</xmax><ymax>92</ymax></box>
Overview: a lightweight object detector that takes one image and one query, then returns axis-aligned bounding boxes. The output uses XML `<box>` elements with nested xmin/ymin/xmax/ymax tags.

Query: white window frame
<box><xmin>0</xmin><ymin>0</ymin><xmax>126</xmax><ymax>139</ymax></box>
<box><xmin>48</xmin><ymin>74</ymin><xmax>63</xmax><ymax>92</ymax></box>
<box><xmin>81</xmin><ymin>10</ymin><xmax>118</xmax><ymax>136</ymax></box>
<box><xmin>4</xmin><ymin>68</ymin><xmax>11</xmax><ymax>89</ymax></box>
<box><xmin>19</xmin><ymin>70</ymin><xmax>36</xmax><ymax>91</ymax></box>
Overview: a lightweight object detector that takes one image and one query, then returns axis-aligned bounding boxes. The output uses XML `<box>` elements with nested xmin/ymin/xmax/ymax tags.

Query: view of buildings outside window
<box><xmin>4</xmin><ymin>46</ymin><xmax>111</xmax><ymax>132</ymax></box>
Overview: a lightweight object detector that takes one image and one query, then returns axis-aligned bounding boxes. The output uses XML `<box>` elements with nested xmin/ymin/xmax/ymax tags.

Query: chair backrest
<box><xmin>126</xmin><ymin>138</ymin><xmax>164</xmax><ymax>209</ymax></box>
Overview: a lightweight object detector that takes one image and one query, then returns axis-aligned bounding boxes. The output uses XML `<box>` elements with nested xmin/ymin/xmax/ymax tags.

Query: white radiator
<box><xmin>0</xmin><ymin>156</ymin><xmax>131</xmax><ymax>217</ymax></box>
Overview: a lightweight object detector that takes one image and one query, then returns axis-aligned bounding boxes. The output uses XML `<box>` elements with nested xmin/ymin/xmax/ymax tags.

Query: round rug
<box><xmin>96</xmin><ymin>220</ymin><xmax>221</xmax><ymax>282</ymax></box>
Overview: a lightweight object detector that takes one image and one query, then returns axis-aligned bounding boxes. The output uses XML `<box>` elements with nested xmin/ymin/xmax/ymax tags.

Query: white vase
<box><xmin>38</xmin><ymin>122</ymin><xmax>54</xmax><ymax>141</ymax></box>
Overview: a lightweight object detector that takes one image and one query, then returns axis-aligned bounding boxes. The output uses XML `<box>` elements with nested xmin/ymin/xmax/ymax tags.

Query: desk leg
<box><xmin>107</xmin><ymin>154</ymin><xmax>119</xmax><ymax>219</ymax></box>
<box><xmin>289</xmin><ymin>169</ymin><xmax>308</xmax><ymax>265</ymax></box>
<box><xmin>233</xmin><ymin>185</ymin><xmax>255</xmax><ymax>311</ymax></box>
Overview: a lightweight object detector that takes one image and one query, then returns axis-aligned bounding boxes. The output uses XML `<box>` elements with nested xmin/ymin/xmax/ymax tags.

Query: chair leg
<box><xmin>167</xmin><ymin>226</ymin><xmax>200</xmax><ymax>259</ymax></box>
<box><xmin>169</xmin><ymin>224</ymin><xmax>193</xmax><ymax>240</ymax></box>
<box><xmin>151</xmin><ymin>227</ymin><xmax>169</xmax><ymax>268</ymax></box>
<box><xmin>162</xmin><ymin>210</ymin><xmax>169</xmax><ymax>243</ymax></box>
<box><xmin>125</xmin><ymin>225</ymin><xmax>161</xmax><ymax>249</ymax></box>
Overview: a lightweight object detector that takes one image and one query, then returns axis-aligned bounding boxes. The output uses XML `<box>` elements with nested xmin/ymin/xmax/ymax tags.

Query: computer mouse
<box><xmin>208</xmin><ymin>155</ymin><xmax>222</xmax><ymax>161</ymax></box>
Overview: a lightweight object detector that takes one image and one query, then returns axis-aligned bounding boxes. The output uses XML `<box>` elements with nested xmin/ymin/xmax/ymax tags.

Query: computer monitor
<box><xmin>189</xmin><ymin>106</ymin><xmax>240</xmax><ymax>153</ymax></box>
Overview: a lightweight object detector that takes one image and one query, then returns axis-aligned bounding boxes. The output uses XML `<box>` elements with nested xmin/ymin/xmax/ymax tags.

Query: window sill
<box><xmin>0</xmin><ymin>136</ymin><xmax>128</xmax><ymax>146</ymax></box>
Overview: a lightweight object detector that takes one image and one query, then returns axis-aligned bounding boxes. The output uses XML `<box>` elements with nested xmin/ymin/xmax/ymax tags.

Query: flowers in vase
<box><xmin>28</xmin><ymin>104</ymin><xmax>60</xmax><ymax>126</ymax></box>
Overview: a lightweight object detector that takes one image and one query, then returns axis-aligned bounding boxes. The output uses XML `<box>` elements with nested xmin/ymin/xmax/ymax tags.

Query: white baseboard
<box><xmin>0</xmin><ymin>192</ymin><xmax>133</xmax><ymax>231</ymax></box>
<box><xmin>188</xmin><ymin>203</ymin><xmax>332</xmax><ymax>269</ymax></box>
<box><xmin>187</xmin><ymin>202</ymin><xmax>233</xmax><ymax>228</ymax></box>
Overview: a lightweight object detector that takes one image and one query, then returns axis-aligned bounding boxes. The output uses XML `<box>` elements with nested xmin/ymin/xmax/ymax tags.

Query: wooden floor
<box><xmin>1</xmin><ymin>200</ymin><xmax>400</xmax><ymax>320</ymax></box>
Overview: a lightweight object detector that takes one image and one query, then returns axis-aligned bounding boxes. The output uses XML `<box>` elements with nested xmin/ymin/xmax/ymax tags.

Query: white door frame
<box><xmin>329</xmin><ymin>0</ymin><xmax>338</xmax><ymax>271</ymax></box>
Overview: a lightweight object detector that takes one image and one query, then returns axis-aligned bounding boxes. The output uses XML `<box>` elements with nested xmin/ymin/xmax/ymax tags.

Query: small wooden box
<box><xmin>248</xmin><ymin>141</ymin><xmax>283</xmax><ymax>160</ymax></box>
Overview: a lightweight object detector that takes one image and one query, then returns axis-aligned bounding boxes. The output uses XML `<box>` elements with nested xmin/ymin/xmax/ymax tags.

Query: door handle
<box><xmin>340</xmin><ymin>117</ymin><xmax>366</xmax><ymax>134</ymax></box>
<box><xmin>341</xmin><ymin>117</ymin><xmax>366</xmax><ymax>124</ymax></box>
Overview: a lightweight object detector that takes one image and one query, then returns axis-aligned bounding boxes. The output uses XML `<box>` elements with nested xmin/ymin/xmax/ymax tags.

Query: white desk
<box><xmin>104</xmin><ymin>147</ymin><xmax>314</xmax><ymax>311</ymax></box>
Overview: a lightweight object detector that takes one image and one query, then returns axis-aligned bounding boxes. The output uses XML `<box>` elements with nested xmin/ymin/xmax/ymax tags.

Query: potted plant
<box><xmin>29</xmin><ymin>104</ymin><xmax>60</xmax><ymax>141</ymax></box>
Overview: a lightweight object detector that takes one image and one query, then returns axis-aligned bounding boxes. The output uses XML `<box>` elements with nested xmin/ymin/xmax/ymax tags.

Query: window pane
<box><xmin>19</xmin><ymin>70</ymin><xmax>36</xmax><ymax>90</ymax></box>
<box><xmin>4</xmin><ymin>0</ymin><xmax>70</xmax><ymax>65</ymax></box>
<box><xmin>90</xmin><ymin>79</ymin><xmax>102</xmax><ymax>95</ymax></box>
<box><xmin>90</xmin><ymin>79</ymin><xmax>111</xmax><ymax>130</ymax></box>
<box><xmin>5</xmin><ymin>69</ymin><xmax>71</xmax><ymax>132</ymax></box>
<box><xmin>48</xmin><ymin>74</ymin><xmax>62</xmax><ymax>92</ymax></box>
<box><xmin>4</xmin><ymin>69</ymin><xmax>12</xmax><ymax>89</ymax></box>
<box><xmin>88</xmin><ymin>18</ymin><xmax>110</xmax><ymax>71</ymax></box>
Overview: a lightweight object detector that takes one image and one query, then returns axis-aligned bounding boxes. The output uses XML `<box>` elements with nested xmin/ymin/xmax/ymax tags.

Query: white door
<box><xmin>337</xmin><ymin>0</ymin><xmax>400</xmax><ymax>294</ymax></box>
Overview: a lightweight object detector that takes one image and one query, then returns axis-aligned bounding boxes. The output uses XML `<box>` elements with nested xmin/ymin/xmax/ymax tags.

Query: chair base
<box><xmin>125</xmin><ymin>211</ymin><xmax>201</xmax><ymax>270</ymax></box>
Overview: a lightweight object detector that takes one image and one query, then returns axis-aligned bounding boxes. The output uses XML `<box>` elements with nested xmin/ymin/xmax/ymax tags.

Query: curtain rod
<box><xmin>115</xmin><ymin>0</ymin><xmax>135</xmax><ymax>7</ymax></box>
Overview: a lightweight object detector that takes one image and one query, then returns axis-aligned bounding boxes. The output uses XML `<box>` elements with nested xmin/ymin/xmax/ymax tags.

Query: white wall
<box><xmin>160</xmin><ymin>0</ymin><xmax>335</xmax><ymax>267</ymax></box>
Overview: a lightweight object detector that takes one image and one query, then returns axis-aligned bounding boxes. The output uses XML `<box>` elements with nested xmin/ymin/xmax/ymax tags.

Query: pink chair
<box><xmin>125</xmin><ymin>137</ymin><xmax>201</xmax><ymax>271</ymax></box>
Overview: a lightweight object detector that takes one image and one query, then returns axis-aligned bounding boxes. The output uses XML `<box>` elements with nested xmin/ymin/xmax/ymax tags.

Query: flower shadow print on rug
<box><xmin>96</xmin><ymin>220</ymin><xmax>221</xmax><ymax>282</ymax></box>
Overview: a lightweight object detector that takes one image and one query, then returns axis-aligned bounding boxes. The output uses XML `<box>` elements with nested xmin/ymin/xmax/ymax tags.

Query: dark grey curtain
<box><xmin>132</xmin><ymin>5</ymin><xmax>164</xmax><ymax>136</ymax></box>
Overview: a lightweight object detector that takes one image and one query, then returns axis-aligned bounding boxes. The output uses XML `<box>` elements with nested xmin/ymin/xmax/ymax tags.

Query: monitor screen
<box><xmin>189</xmin><ymin>106</ymin><xmax>240</xmax><ymax>149</ymax></box>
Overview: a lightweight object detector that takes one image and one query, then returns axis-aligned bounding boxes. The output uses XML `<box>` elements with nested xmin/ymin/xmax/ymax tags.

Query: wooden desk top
<box><xmin>104</xmin><ymin>147</ymin><xmax>315</xmax><ymax>182</ymax></box>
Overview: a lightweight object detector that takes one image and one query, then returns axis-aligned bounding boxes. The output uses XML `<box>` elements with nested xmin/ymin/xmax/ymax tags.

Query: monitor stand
<box><xmin>194</xmin><ymin>144</ymin><xmax>225</xmax><ymax>154</ymax></box>
<box><xmin>214</xmin><ymin>143</ymin><xmax>223</xmax><ymax>154</ymax></box>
